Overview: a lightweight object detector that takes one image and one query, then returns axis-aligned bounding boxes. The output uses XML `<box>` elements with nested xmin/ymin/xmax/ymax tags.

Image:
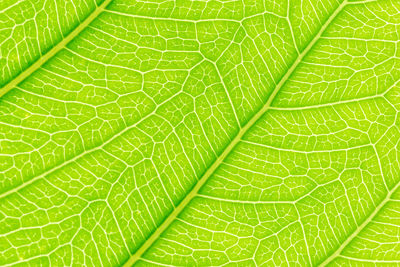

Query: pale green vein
<box><xmin>319</xmin><ymin>178</ymin><xmax>400</xmax><ymax>266</ymax></box>
<box><xmin>0</xmin><ymin>0</ymin><xmax>113</xmax><ymax>98</ymax></box>
<box><xmin>122</xmin><ymin>1</ymin><xmax>349</xmax><ymax>266</ymax></box>
<box><xmin>0</xmin><ymin>93</ymin><xmax>164</xmax><ymax>199</ymax></box>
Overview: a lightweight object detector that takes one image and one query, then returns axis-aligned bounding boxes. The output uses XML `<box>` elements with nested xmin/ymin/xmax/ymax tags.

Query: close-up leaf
<box><xmin>1</xmin><ymin>0</ymin><xmax>400</xmax><ymax>266</ymax></box>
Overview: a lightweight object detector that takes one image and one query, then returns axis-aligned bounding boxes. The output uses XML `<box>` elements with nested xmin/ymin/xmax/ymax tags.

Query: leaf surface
<box><xmin>1</xmin><ymin>0</ymin><xmax>400</xmax><ymax>266</ymax></box>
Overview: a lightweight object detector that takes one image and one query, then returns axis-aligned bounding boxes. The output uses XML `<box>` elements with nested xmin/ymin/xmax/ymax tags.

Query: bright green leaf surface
<box><xmin>1</xmin><ymin>0</ymin><xmax>400</xmax><ymax>266</ymax></box>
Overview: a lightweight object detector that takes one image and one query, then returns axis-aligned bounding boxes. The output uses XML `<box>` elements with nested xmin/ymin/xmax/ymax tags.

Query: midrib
<box><xmin>123</xmin><ymin>1</ymin><xmax>348</xmax><ymax>266</ymax></box>
<box><xmin>0</xmin><ymin>0</ymin><xmax>113</xmax><ymax>97</ymax></box>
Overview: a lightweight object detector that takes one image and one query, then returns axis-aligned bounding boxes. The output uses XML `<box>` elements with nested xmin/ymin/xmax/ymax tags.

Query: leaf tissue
<box><xmin>1</xmin><ymin>0</ymin><xmax>400</xmax><ymax>266</ymax></box>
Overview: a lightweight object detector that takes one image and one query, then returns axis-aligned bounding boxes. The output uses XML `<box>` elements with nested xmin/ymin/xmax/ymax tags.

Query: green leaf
<box><xmin>1</xmin><ymin>0</ymin><xmax>400</xmax><ymax>266</ymax></box>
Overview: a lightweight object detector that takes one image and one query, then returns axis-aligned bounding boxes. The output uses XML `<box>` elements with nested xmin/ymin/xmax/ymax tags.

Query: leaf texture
<box><xmin>1</xmin><ymin>0</ymin><xmax>400</xmax><ymax>266</ymax></box>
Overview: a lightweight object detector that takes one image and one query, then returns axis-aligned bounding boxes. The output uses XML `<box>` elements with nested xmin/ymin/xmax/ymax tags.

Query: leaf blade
<box><xmin>1</xmin><ymin>0</ymin><xmax>400</xmax><ymax>266</ymax></box>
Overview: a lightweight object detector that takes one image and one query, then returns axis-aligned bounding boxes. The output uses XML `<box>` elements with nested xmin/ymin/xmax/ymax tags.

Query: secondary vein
<box><xmin>0</xmin><ymin>0</ymin><xmax>113</xmax><ymax>98</ymax></box>
<box><xmin>319</xmin><ymin>178</ymin><xmax>400</xmax><ymax>266</ymax></box>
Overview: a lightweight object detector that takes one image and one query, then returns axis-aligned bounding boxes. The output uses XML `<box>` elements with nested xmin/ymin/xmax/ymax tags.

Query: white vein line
<box><xmin>338</xmin><ymin>255</ymin><xmax>400</xmax><ymax>263</ymax></box>
<box><xmin>0</xmin><ymin>90</ymin><xmax>182</xmax><ymax>199</ymax></box>
<box><xmin>240</xmin><ymin>139</ymin><xmax>373</xmax><ymax>154</ymax></box>
<box><xmin>319</xmin><ymin>176</ymin><xmax>400</xmax><ymax>266</ymax></box>
<box><xmin>196</xmin><ymin>194</ymin><xmax>294</xmax><ymax>204</ymax></box>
